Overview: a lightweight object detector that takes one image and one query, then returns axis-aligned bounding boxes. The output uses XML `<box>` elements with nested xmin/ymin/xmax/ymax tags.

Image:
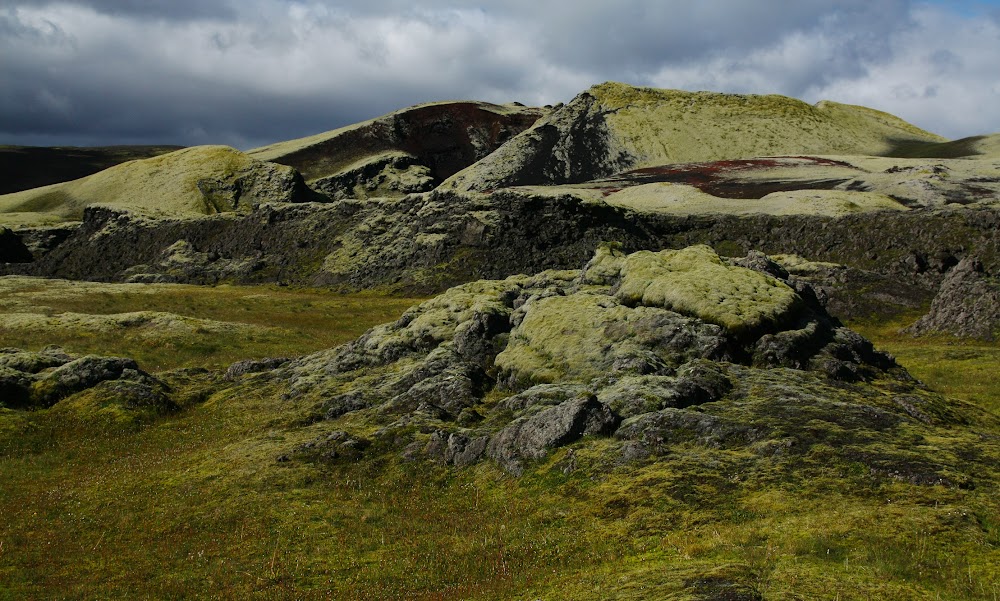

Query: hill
<box><xmin>0</xmin><ymin>144</ymin><xmax>183</xmax><ymax>195</ymax></box>
<box><xmin>2</xmin><ymin>82</ymin><xmax>1000</xmax><ymax>599</ymax></box>
<box><xmin>444</xmin><ymin>82</ymin><xmax>946</xmax><ymax>191</ymax></box>
<box><xmin>0</xmin><ymin>146</ymin><xmax>314</xmax><ymax>225</ymax></box>
<box><xmin>886</xmin><ymin>132</ymin><xmax>1000</xmax><ymax>159</ymax></box>
<box><xmin>1</xmin><ymin>83</ymin><xmax>998</xmax><ymax>338</ymax></box>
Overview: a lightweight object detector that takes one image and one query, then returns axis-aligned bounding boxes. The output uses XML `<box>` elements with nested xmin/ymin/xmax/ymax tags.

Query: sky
<box><xmin>2</xmin><ymin>0</ymin><xmax>1000</xmax><ymax>149</ymax></box>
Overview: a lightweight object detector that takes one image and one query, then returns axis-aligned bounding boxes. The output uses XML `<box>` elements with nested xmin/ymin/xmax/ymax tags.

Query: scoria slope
<box><xmin>249</xmin><ymin>100</ymin><xmax>547</xmax><ymax>199</ymax></box>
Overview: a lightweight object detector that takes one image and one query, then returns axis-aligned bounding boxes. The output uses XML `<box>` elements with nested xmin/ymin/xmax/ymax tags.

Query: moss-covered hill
<box><xmin>0</xmin><ymin>146</ymin><xmax>314</xmax><ymax>226</ymax></box>
<box><xmin>0</xmin><ymin>145</ymin><xmax>184</xmax><ymax>195</ymax></box>
<box><xmin>0</xmin><ymin>84</ymin><xmax>998</xmax><ymax>339</ymax></box>
<box><xmin>444</xmin><ymin>82</ymin><xmax>946</xmax><ymax>191</ymax></box>
<box><xmin>271</xmin><ymin>244</ymin><xmax>965</xmax><ymax>479</ymax></box>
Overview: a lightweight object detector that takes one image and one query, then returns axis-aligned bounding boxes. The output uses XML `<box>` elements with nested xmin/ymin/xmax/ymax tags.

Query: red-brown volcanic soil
<box><xmin>592</xmin><ymin>156</ymin><xmax>856</xmax><ymax>198</ymax></box>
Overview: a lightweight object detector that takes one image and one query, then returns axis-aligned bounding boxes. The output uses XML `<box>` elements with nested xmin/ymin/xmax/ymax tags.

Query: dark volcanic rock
<box><xmin>272</xmin><ymin>245</ymin><xmax>968</xmax><ymax>478</ymax></box>
<box><xmin>486</xmin><ymin>394</ymin><xmax>619</xmax><ymax>475</ymax></box>
<box><xmin>0</xmin><ymin>346</ymin><xmax>74</xmax><ymax>374</ymax></box>
<box><xmin>0</xmin><ymin>366</ymin><xmax>34</xmax><ymax>408</ymax></box>
<box><xmin>445</xmin><ymin>91</ymin><xmax>633</xmax><ymax>191</ymax></box>
<box><xmin>907</xmin><ymin>257</ymin><xmax>1000</xmax><ymax>340</ymax></box>
<box><xmin>5</xmin><ymin>188</ymin><xmax>999</xmax><ymax>324</ymax></box>
<box><xmin>0</xmin><ymin>347</ymin><xmax>171</xmax><ymax>412</ymax></box>
<box><xmin>0</xmin><ymin>227</ymin><xmax>33</xmax><ymax>262</ymax></box>
<box><xmin>225</xmin><ymin>357</ymin><xmax>291</xmax><ymax>380</ymax></box>
<box><xmin>33</xmin><ymin>356</ymin><xmax>142</xmax><ymax>407</ymax></box>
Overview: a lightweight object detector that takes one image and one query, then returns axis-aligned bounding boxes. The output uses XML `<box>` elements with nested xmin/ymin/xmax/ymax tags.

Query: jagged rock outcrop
<box><xmin>907</xmin><ymin>257</ymin><xmax>1000</xmax><ymax>339</ymax></box>
<box><xmin>6</xmin><ymin>189</ymin><xmax>1000</xmax><ymax>324</ymax></box>
<box><xmin>249</xmin><ymin>101</ymin><xmax>547</xmax><ymax>199</ymax></box>
<box><xmin>240</xmin><ymin>244</ymin><xmax>983</xmax><ymax>480</ymax></box>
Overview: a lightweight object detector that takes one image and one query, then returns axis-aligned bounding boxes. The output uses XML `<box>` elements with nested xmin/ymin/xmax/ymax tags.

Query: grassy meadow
<box><xmin>1</xmin><ymin>279</ymin><xmax>998</xmax><ymax>599</ymax></box>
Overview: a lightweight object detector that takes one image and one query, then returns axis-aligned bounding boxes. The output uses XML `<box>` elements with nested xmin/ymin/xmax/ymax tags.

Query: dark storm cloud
<box><xmin>0</xmin><ymin>0</ymin><xmax>998</xmax><ymax>148</ymax></box>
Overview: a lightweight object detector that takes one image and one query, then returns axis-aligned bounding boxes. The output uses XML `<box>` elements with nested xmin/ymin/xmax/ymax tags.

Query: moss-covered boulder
<box><xmin>0</xmin><ymin>347</ymin><xmax>172</xmax><ymax>414</ymax></box>
<box><xmin>613</xmin><ymin>245</ymin><xmax>801</xmax><ymax>336</ymax></box>
<box><xmin>495</xmin><ymin>292</ymin><xmax>729</xmax><ymax>386</ymax></box>
<box><xmin>252</xmin><ymin>244</ymin><xmax>985</xmax><ymax>479</ymax></box>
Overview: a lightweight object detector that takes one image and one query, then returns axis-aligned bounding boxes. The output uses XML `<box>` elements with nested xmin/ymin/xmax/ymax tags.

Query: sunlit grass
<box><xmin>0</xmin><ymin>286</ymin><xmax>998</xmax><ymax>599</ymax></box>
<box><xmin>0</xmin><ymin>278</ymin><xmax>424</xmax><ymax>371</ymax></box>
<box><xmin>850</xmin><ymin>311</ymin><xmax>1000</xmax><ymax>417</ymax></box>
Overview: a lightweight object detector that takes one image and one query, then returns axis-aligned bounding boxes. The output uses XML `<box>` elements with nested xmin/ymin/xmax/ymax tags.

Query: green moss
<box><xmin>580</xmin><ymin>242</ymin><xmax>626</xmax><ymax>285</ymax></box>
<box><xmin>49</xmin><ymin>381</ymin><xmax>178</xmax><ymax>429</ymax></box>
<box><xmin>346</xmin><ymin>279</ymin><xmax>518</xmax><ymax>360</ymax></box>
<box><xmin>0</xmin><ymin>277</ymin><xmax>425</xmax><ymax>371</ymax></box>
<box><xmin>495</xmin><ymin>292</ymin><xmax>633</xmax><ymax>384</ymax></box>
<box><xmin>1</xmin><ymin>281</ymin><xmax>999</xmax><ymax>599</ymax></box>
<box><xmin>615</xmin><ymin>245</ymin><xmax>801</xmax><ymax>335</ymax></box>
<box><xmin>850</xmin><ymin>311</ymin><xmax>1000</xmax><ymax>417</ymax></box>
<box><xmin>588</xmin><ymin>82</ymin><xmax>944</xmax><ymax>168</ymax></box>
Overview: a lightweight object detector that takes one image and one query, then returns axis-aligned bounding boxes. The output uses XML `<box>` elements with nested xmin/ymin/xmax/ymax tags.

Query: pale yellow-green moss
<box><xmin>579</xmin><ymin>243</ymin><xmax>627</xmax><ymax>285</ymax></box>
<box><xmin>615</xmin><ymin>245</ymin><xmax>801</xmax><ymax>334</ymax></box>
<box><xmin>352</xmin><ymin>280</ymin><xmax>520</xmax><ymax>358</ymax></box>
<box><xmin>603</xmin><ymin>183</ymin><xmax>719</xmax><ymax>211</ymax></box>
<box><xmin>589</xmin><ymin>82</ymin><xmax>944</xmax><ymax>167</ymax></box>
<box><xmin>494</xmin><ymin>292</ymin><xmax>635</xmax><ymax>384</ymax></box>
<box><xmin>755</xmin><ymin>190</ymin><xmax>908</xmax><ymax>216</ymax></box>
<box><xmin>602</xmin><ymin>183</ymin><xmax>907</xmax><ymax>217</ymax></box>
<box><xmin>769</xmin><ymin>254</ymin><xmax>846</xmax><ymax>277</ymax></box>
<box><xmin>820</xmin><ymin>155</ymin><xmax>1000</xmax><ymax>208</ymax></box>
<box><xmin>501</xmin><ymin>185</ymin><xmax>608</xmax><ymax>204</ymax></box>
<box><xmin>0</xmin><ymin>146</ymin><xmax>300</xmax><ymax>225</ymax></box>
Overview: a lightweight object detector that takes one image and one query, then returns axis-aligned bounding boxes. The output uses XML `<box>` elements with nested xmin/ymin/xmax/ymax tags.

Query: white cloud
<box><xmin>804</xmin><ymin>5</ymin><xmax>1000</xmax><ymax>137</ymax></box>
<box><xmin>1</xmin><ymin>0</ymin><xmax>998</xmax><ymax>146</ymax></box>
